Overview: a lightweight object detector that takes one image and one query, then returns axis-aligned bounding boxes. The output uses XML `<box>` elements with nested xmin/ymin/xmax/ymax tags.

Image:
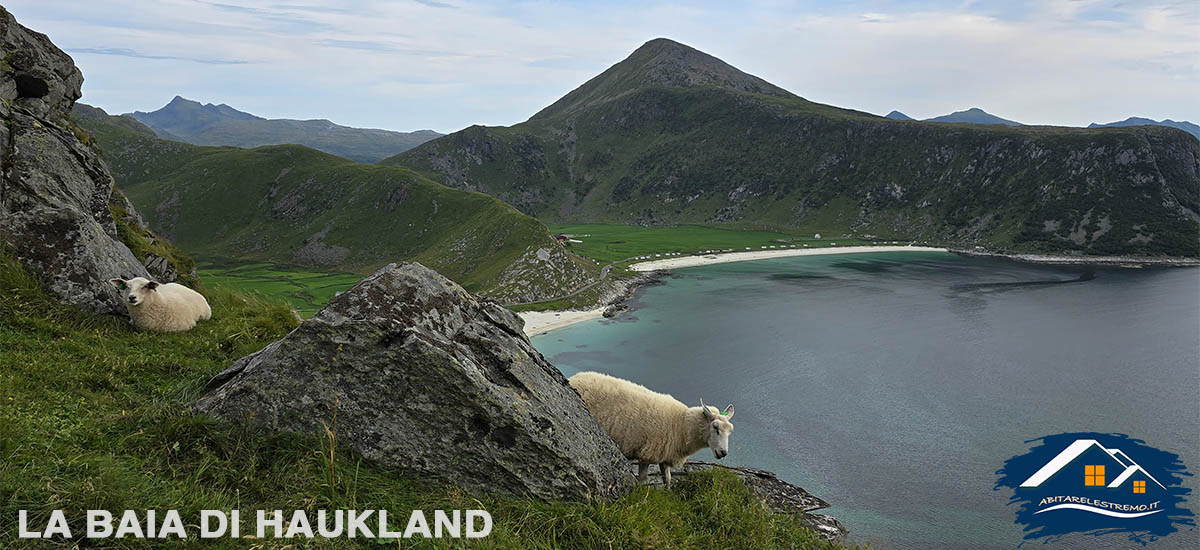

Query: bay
<box><xmin>532</xmin><ymin>252</ymin><xmax>1200</xmax><ymax>549</ymax></box>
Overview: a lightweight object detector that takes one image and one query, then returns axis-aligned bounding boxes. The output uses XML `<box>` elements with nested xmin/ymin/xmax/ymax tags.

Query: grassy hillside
<box><xmin>74</xmin><ymin>107</ymin><xmax>597</xmax><ymax>304</ymax></box>
<box><xmin>384</xmin><ymin>39</ymin><xmax>1200</xmax><ymax>258</ymax></box>
<box><xmin>128</xmin><ymin>96</ymin><xmax>441</xmax><ymax>163</ymax></box>
<box><xmin>0</xmin><ymin>250</ymin><xmax>848</xmax><ymax>549</ymax></box>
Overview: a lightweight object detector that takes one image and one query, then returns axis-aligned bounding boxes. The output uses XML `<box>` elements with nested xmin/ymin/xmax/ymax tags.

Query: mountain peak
<box><xmin>167</xmin><ymin>95</ymin><xmax>200</xmax><ymax>107</ymax></box>
<box><xmin>885</xmin><ymin>110</ymin><xmax>914</xmax><ymax>121</ymax></box>
<box><xmin>531</xmin><ymin>38</ymin><xmax>795</xmax><ymax>120</ymax></box>
<box><xmin>130</xmin><ymin>96</ymin><xmax>264</xmax><ymax>131</ymax></box>
<box><xmin>925</xmin><ymin>107</ymin><xmax>1021</xmax><ymax>126</ymax></box>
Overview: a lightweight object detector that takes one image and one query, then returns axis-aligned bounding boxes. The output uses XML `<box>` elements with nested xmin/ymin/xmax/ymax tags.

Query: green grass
<box><xmin>0</xmin><ymin>251</ymin><xmax>849</xmax><ymax>549</ymax></box>
<box><xmin>197</xmin><ymin>259</ymin><xmax>362</xmax><ymax>317</ymax></box>
<box><xmin>547</xmin><ymin>224</ymin><xmax>873</xmax><ymax>263</ymax></box>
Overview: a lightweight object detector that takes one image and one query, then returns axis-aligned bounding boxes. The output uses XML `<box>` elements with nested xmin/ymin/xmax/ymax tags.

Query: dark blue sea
<box><xmin>532</xmin><ymin>252</ymin><xmax>1200</xmax><ymax>549</ymax></box>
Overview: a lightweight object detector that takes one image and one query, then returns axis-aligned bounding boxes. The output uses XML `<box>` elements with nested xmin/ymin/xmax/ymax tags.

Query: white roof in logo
<box><xmin>1020</xmin><ymin>439</ymin><xmax>1166</xmax><ymax>490</ymax></box>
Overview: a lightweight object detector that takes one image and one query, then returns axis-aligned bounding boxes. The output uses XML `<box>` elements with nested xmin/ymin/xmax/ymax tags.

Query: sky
<box><xmin>8</xmin><ymin>0</ymin><xmax>1198</xmax><ymax>134</ymax></box>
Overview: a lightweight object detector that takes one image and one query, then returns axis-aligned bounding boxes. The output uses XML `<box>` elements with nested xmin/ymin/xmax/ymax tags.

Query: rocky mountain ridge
<box><xmin>386</xmin><ymin>38</ymin><xmax>1200</xmax><ymax>257</ymax></box>
<box><xmin>1089</xmin><ymin>117</ymin><xmax>1200</xmax><ymax>140</ymax></box>
<box><xmin>127</xmin><ymin>95</ymin><xmax>442</xmax><ymax>163</ymax></box>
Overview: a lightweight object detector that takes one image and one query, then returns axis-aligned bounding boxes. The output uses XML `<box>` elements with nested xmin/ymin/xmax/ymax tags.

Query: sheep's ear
<box><xmin>722</xmin><ymin>404</ymin><xmax>734</xmax><ymax>419</ymax></box>
<box><xmin>700</xmin><ymin>398</ymin><xmax>715</xmax><ymax>420</ymax></box>
<box><xmin>109</xmin><ymin>278</ymin><xmax>127</xmax><ymax>289</ymax></box>
<box><xmin>145</xmin><ymin>281</ymin><xmax>160</xmax><ymax>291</ymax></box>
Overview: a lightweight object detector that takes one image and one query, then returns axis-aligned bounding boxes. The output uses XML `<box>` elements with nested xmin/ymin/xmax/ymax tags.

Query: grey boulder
<box><xmin>0</xmin><ymin>7</ymin><xmax>149</xmax><ymax>314</ymax></box>
<box><xmin>196</xmin><ymin>262</ymin><xmax>633</xmax><ymax>501</ymax></box>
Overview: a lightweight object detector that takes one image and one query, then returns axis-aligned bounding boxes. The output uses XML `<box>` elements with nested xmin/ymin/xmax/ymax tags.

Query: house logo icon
<box><xmin>1020</xmin><ymin>439</ymin><xmax>1166</xmax><ymax>517</ymax></box>
<box><xmin>995</xmin><ymin>433</ymin><xmax>1194</xmax><ymax>544</ymax></box>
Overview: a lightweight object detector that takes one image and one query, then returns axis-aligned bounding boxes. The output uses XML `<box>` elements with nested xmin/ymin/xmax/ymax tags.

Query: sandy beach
<box><xmin>628</xmin><ymin>245</ymin><xmax>949</xmax><ymax>271</ymax></box>
<box><xmin>519</xmin><ymin>307</ymin><xmax>608</xmax><ymax>337</ymax></box>
<box><xmin>520</xmin><ymin>246</ymin><xmax>948</xmax><ymax>336</ymax></box>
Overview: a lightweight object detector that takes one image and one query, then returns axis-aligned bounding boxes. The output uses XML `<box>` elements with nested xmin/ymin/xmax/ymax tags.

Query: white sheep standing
<box><xmin>108</xmin><ymin>277</ymin><xmax>212</xmax><ymax>332</ymax></box>
<box><xmin>568</xmin><ymin>371</ymin><xmax>734</xmax><ymax>488</ymax></box>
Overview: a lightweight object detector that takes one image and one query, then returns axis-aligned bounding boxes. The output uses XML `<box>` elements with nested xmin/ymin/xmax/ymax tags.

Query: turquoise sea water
<box><xmin>531</xmin><ymin>252</ymin><xmax>1200</xmax><ymax>549</ymax></box>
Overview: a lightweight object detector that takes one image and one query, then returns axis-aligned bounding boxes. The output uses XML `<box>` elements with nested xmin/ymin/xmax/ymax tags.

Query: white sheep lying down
<box><xmin>569</xmin><ymin>371</ymin><xmax>734</xmax><ymax>488</ymax></box>
<box><xmin>109</xmin><ymin>277</ymin><xmax>211</xmax><ymax>332</ymax></box>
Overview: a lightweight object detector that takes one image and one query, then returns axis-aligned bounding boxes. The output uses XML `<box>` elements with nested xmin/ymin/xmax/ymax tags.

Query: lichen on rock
<box><xmin>196</xmin><ymin>262</ymin><xmax>634</xmax><ymax>501</ymax></box>
<box><xmin>0</xmin><ymin>7</ymin><xmax>153</xmax><ymax>314</ymax></box>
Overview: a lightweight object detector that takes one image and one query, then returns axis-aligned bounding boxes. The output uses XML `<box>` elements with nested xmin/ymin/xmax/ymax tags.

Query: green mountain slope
<box><xmin>74</xmin><ymin>106</ymin><xmax>597</xmax><ymax>303</ymax></box>
<box><xmin>384</xmin><ymin>38</ymin><xmax>1200</xmax><ymax>257</ymax></box>
<box><xmin>128</xmin><ymin>96</ymin><xmax>442</xmax><ymax>163</ymax></box>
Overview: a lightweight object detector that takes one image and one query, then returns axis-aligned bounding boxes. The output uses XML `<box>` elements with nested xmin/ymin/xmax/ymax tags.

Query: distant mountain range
<box><xmin>1089</xmin><ymin>117</ymin><xmax>1200</xmax><ymax>140</ymax></box>
<box><xmin>384</xmin><ymin>38</ymin><xmax>1199</xmax><ymax>257</ymax></box>
<box><xmin>887</xmin><ymin>110</ymin><xmax>1199</xmax><ymax>138</ymax></box>
<box><xmin>886</xmin><ymin>107</ymin><xmax>1021</xmax><ymax>126</ymax></box>
<box><xmin>125</xmin><ymin>96</ymin><xmax>442</xmax><ymax>163</ymax></box>
<box><xmin>73</xmin><ymin>103</ymin><xmax>595</xmax><ymax>303</ymax></box>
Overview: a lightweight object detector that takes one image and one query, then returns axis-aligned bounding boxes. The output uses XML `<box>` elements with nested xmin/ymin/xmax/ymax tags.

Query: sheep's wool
<box><xmin>119</xmin><ymin>278</ymin><xmax>212</xmax><ymax>332</ymax></box>
<box><xmin>569</xmin><ymin>371</ymin><xmax>729</xmax><ymax>467</ymax></box>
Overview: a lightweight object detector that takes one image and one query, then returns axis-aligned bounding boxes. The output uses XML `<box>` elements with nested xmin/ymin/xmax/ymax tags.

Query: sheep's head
<box><xmin>699</xmin><ymin>398</ymin><xmax>735</xmax><ymax>460</ymax></box>
<box><xmin>109</xmin><ymin>277</ymin><xmax>160</xmax><ymax>307</ymax></box>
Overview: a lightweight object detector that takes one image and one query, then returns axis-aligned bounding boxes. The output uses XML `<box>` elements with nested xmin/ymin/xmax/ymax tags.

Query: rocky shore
<box><xmin>951</xmin><ymin>248</ymin><xmax>1200</xmax><ymax>267</ymax></box>
<box><xmin>519</xmin><ymin>269</ymin><xmax>665</xmax><ymax>336</ymax></box>
<box><xmin>635</xmin><ymin>461</ymin><xmax>848</xmax><ymax>542</ymax></box>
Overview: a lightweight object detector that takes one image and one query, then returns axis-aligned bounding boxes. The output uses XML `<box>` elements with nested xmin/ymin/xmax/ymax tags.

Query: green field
<box><xmin>198</xmin><ymin>260</ymin><xmax>362</xmax><ymax>317</ymax></box>
<box><xmin>547</xmin><ymin>224</ymin><xmax>874</xmax><ymax>263</ymax></box>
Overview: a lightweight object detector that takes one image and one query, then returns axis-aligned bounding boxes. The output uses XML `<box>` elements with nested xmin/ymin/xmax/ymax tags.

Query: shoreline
<box><xmin>519</xmin><ymin>307</ymin><xmax>608</xmax><ymax>337</ymax></box>
<box><xmin>519</xmin><ymin>271</ymin><xmax>663</xmax><ymax>337</ymax></box>
<box><xmin>949</xmin><ymin>249</ymin><xmax>1200</xmax><ymax>267</ymax></box>
<box><xmin>520</xmin><ymin>244</ymin><xmax>1199</xmax><ymax>337</ymax></box>
<box><xmin>521</xmin><ymin>245</ymin><xmax>946</xmax><ymax>337</ymax></box>
<box><xmin>628</xmin><ymin>245</ymin><xmax>950</xmax><ymax>271</ymax></box>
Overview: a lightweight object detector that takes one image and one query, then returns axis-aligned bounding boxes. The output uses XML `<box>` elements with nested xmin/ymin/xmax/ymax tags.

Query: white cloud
<box><xmin>4</xmin><ymin>0</ymin><xmax>1197</xmax><ymax>132</ymax></box>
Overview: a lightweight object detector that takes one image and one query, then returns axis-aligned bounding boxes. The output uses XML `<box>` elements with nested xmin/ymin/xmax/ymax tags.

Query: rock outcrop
<box><xmin>635</xmin><ymin>461</ymin><xmax>848</xmax><ymax>542</ymax></box>
<box><xmin>196</xmin><ymin>262</ymin><xmax>633</xmax><ymax>501</ymax></box>
<box><xmin>0</xmin><ymin>7</ymin><xmax>149</xmax><ymax>314</ymax></box>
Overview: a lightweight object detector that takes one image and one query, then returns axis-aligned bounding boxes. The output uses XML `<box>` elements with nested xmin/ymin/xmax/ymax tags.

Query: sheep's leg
<box><xmin>660</xmin><ymin>463</ymin><xmax>672</xmax><ymax>489</ymax></box>
<box><xmin>637</xmin><ymin>461</ymin><xmax>650</xmax><ymax>484</ymax></box>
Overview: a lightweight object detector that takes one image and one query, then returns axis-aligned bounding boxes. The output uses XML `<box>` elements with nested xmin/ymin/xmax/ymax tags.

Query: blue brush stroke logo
<box><xmin>996</xmin><ymin>433</ymin><xmax>1194</xmax><ymax>545</ymax></box>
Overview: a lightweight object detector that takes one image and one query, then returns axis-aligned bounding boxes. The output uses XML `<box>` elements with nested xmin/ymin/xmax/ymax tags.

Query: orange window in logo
<box><xmin>1085</xmin><ymin>465</ymin><xmax>1106</xmax><ymax>486</ymax></box>
<box><xmin>1134</xmin><ymin>480</ymin><xmax>1146</xmax><ymax>494</ymax></box>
